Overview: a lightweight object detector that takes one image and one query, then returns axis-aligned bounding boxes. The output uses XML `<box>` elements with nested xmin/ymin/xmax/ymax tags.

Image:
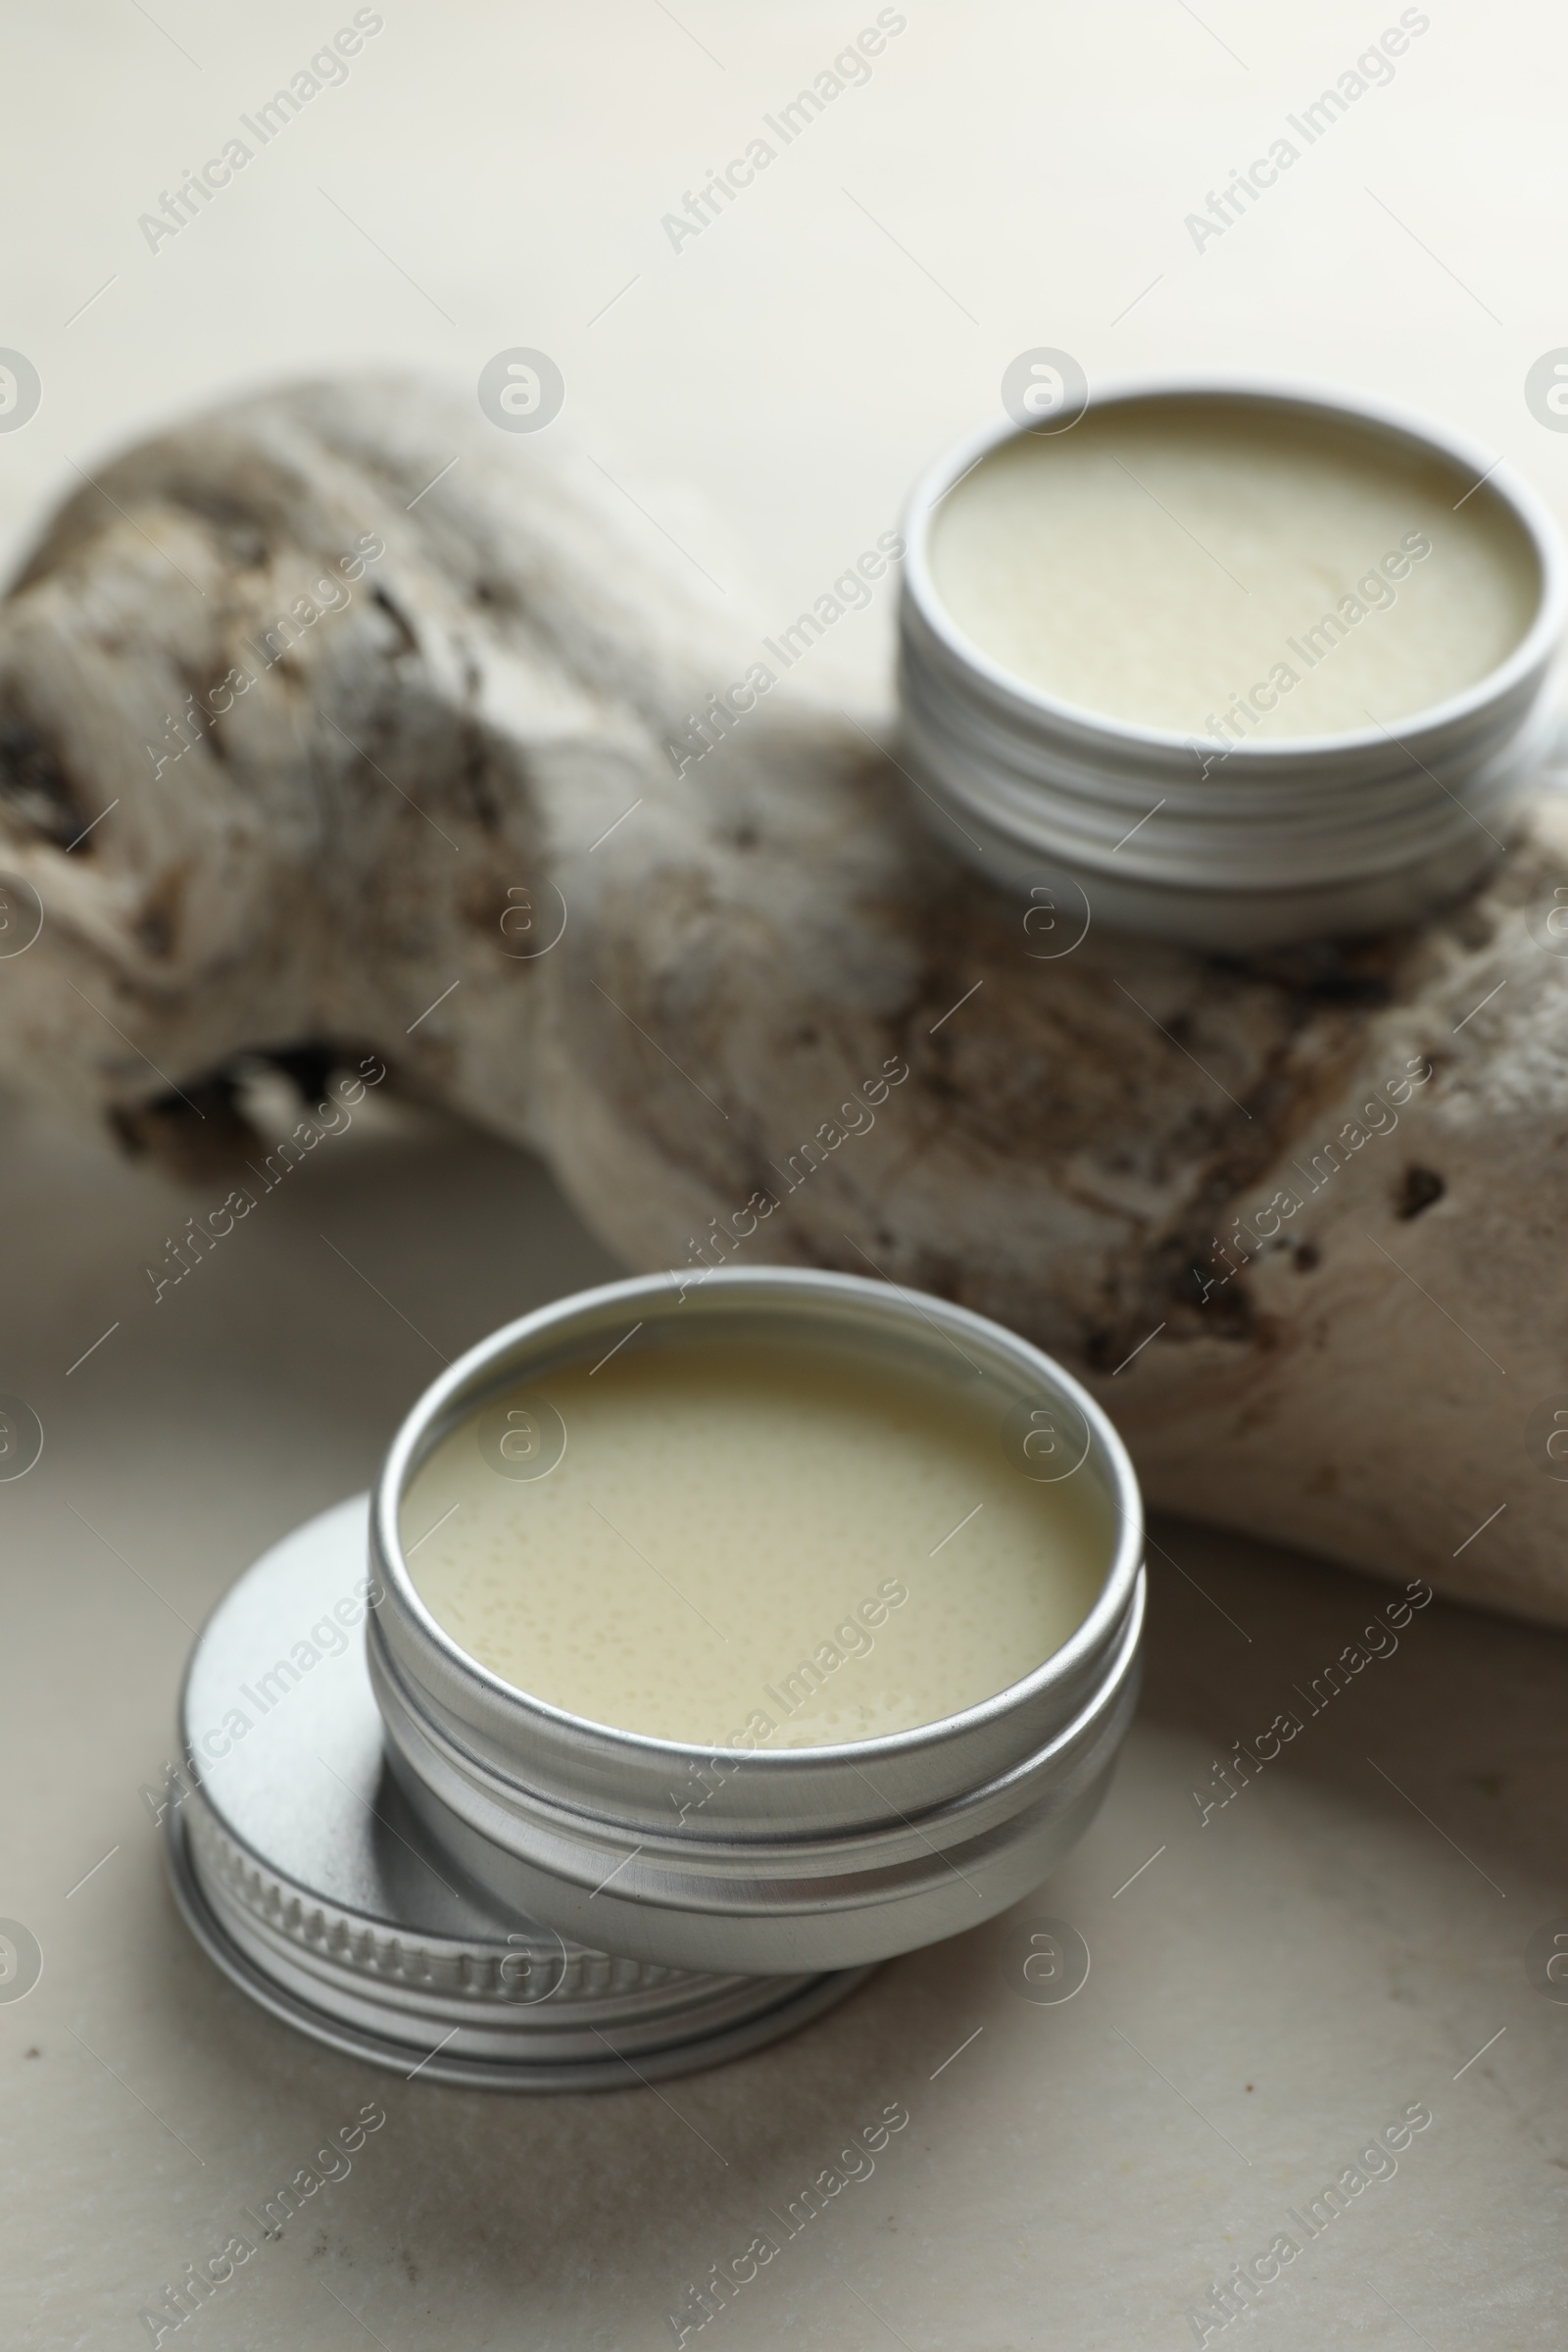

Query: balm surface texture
<box><xmin>400</xmin><ymin>1339</ymin><xmax>1108</xmax><ymax>1746</ymax></box>
<box><xmin>927</xmin><ymin>398</ymin><xmax>1539</xmax><ymax>741</ymax></box>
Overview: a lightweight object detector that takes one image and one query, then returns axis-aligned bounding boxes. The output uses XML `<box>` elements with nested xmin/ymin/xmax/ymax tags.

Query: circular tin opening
<box><xmin>367</xmin><ymin>1271</ymin><xmax>1148</xmax><ymax>1971</ymax></box>
<box><xmin>903</xmin><ymin>375</ymin><xmax>1566</xmax><ymax>767</ymax></box>
<box><xmin>374</xmin><ymin>1268</ymin><xmax>1144</xmax><ymax>1773</ymax></box>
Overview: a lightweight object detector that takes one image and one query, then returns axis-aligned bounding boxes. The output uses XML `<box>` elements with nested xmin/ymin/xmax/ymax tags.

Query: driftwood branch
<box><xmin>2</xmin><ymin>376</ymin><xmax>1565</xmax><ymax>1621</ymax></box>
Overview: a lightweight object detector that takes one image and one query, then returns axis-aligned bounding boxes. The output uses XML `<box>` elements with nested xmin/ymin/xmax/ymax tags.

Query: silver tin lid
<box><xmin>897</xmin><ymin>376</ymin><xmax>1568</xmax><ymax>950</ymax></box>
<box><xmin>368</xmin><ymin>1269</ymin><xmax>1146</xmax><ymax>1976</ymax></box>
<box><xmin>167</xmin><ymin>1495</ymin><xmax>873</xmax><ymax>2088</ymax></box>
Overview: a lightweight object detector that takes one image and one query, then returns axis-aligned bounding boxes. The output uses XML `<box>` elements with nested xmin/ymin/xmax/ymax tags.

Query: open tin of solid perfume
<box><xmin>898</xmin><ymin>375</ymin><xmax>1568</xmax><ymax>950</ymax></box>
<box><xmin>166</xmin><ymin>1269</ymin><xmax>1145</xmax><ymax>2087</ymax></box>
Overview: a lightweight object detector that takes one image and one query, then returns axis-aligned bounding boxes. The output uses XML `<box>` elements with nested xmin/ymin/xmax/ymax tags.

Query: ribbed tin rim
<box><xmin>165</xmin><ymin>1802</ymin><xmax>875</xmax><ymax>2091</ymax></box>
<box><xmin>901</xmin><ymin>372</ymin><xmax>1567</xmax><ymax>769</ymax></box>
<box><xmin>898</xmin><ymin>629</ymin><xmax>1559</xmax><ymax>890</ymax></box>
<box><xmin>368</xmin><ymin>1572</ymin><xmax>1143</xmax><ymax>1889</ymax></box>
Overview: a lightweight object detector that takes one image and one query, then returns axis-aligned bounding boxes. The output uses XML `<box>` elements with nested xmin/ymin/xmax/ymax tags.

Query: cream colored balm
<box><xmin>400</xmin><ymin>1340</ymin><xmax>1109</xmax><ymax>1748</ymax></box>
<box><xmin>928</xmin><ymin>398</ymin><xmax>1539</xmax><ymax>744</ymax></box>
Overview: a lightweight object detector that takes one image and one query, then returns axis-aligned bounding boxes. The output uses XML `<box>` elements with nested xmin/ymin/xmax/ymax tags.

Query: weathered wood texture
<box><xmin>2</xmin><ymin>378</ymin><xmax>1564</xmax><ymax>1618</ymax></box>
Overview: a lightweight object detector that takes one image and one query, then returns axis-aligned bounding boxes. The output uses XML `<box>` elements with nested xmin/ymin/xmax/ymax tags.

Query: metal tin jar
<box><xmin>168</xmin><ymin>1268</ymin><xmax>1145</xmax><ymax>2083</ymax></box>
<box><xmin>368</xmin><ymin>1270</ymin><xmax>1145</xmax><ymax>1977</ymax></box>
<box><xmin>897</xmin><ymin>376</ymin><xmax>1568</xmax><ymax>952</ymax></box>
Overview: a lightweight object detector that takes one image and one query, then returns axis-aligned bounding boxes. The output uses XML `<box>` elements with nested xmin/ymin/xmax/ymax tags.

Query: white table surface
<box><xmin>3</xmin><ymin>3</ymin><xmax>1567</xmax><ymax>2345</ymax></box>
